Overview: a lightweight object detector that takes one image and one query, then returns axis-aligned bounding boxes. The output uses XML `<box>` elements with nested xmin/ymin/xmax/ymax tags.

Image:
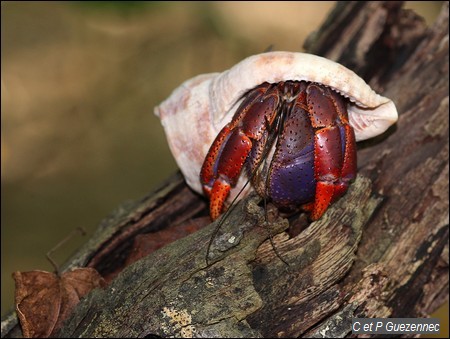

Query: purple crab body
<box><xmin>200</xmin><ymin>80</ymin><xmax>357</xmax><ymax>221</ymax></box>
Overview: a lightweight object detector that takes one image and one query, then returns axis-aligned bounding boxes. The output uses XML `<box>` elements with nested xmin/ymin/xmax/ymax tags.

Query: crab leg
<box><xmin>200</xmin><ymin>83</ymin><xmax>280</xmax><ymax>220</ymax></box>
<box><xmin>305</xmin><ymin>84</ymin><xmax>357</xmax><ymax>220</ymax></box>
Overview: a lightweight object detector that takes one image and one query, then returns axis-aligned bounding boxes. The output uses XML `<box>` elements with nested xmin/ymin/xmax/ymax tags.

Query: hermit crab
<box><xmin>155</xmin><ymin>52</ymin><xmax>398</xmax><ymax>221</ymax></box>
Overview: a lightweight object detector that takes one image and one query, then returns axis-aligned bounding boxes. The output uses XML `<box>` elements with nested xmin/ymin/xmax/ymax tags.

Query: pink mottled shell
<box><xmin>155</xmin><ymin>51</ymin><xmax>398</xmax><ymax>197</ymax></box>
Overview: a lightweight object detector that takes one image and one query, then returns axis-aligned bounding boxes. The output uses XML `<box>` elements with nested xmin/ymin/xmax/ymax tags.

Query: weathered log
<box><xmin>2</xmin><ymin>1</ymin><xmax>448</xmax><ymax>338</ymax></box>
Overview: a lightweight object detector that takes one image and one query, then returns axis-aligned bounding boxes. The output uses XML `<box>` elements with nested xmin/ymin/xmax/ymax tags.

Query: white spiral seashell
<box><xmin>155</xmin><ymin>51</ymin><xmax>398</xmax><ymax>198</ymax></box>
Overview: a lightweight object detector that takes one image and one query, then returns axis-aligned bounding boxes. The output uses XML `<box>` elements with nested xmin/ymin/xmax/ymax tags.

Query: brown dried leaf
<box><xmin>13</xmin><ymin>267</ymin><xmax>106</xmax><ymax>338</ymax></box>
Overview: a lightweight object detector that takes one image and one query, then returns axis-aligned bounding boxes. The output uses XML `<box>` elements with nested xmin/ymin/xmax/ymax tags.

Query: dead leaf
<box><xmin>13</xmin><ymin>267</ymin><xmax>106</xmax><ymax>338</ymax></box>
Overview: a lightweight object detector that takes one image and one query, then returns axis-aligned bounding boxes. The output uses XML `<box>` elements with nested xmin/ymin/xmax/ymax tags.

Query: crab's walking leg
<box><xmin>200</xmin><ymin>83</ymin><xmax>280</xmax><ymax>220</ymax></box>
<box><xmin>207</xmin><ymin>130</ymin><xmax>253</xmax><ymax>219</ymax></box>
<box><xmin>305</xmin><ymin>84</ymin><xmax>357</xmax><ymax>220</ymax></box>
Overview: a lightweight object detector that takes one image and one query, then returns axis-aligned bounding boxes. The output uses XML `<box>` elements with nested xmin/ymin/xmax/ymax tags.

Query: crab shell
<box><xmin>155</xmin><ymin>51</ymin><xmax>398</xmax><ymax>201</ymax></box>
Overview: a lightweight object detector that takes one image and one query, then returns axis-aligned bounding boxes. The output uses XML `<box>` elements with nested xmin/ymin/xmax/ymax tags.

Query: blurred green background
<box><xmin>1</xmin><ymin>1</ymin><xmax>447</xmax><ymax>334</ymax></box>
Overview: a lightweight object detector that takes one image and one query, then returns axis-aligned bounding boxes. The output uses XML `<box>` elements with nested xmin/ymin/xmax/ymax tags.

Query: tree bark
<box><xmin>2</xmin><ymin>1</ymin><xmax>448</xmax><ymax>338</ymax></box>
